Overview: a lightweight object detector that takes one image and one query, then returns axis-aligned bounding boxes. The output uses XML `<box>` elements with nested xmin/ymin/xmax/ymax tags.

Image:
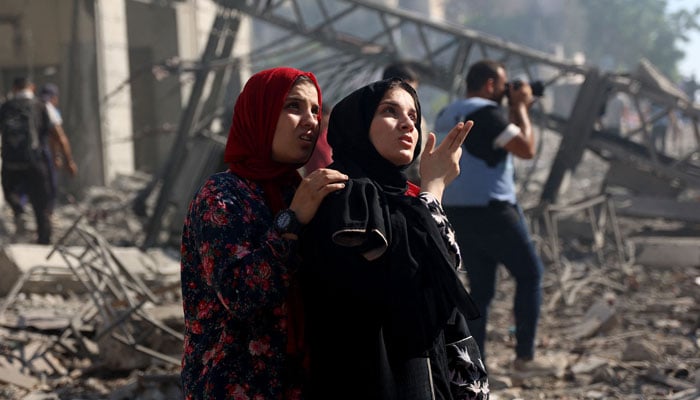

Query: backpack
<box><xmin>0</xmin><ymin>98</ymin><xmax>42</xmax><ymax>168</ymax></box>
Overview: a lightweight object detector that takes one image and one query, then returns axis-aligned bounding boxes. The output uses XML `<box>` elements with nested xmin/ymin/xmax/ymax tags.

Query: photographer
<box><xmin>434</xmin><ymin>59</ymin><xmax>555</xmax><ymax>377</ymax></box>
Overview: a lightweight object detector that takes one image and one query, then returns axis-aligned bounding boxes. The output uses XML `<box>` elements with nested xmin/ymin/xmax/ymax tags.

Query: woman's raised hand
<box><xmin>419</xmin><ymin>120</ymin><xmax>473</xmax><ymax>201</ymax></box>
<box><xmin>290</xmin><ymin>168</ymin><xmax>348</xmax><ymax>225</ymax></box>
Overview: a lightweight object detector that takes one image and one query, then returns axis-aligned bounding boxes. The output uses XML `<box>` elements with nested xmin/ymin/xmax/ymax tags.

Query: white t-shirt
<box><xmin>45</xmin><ymin>102</ymin><xmax>63</xmax><ymax>126</ymax></box>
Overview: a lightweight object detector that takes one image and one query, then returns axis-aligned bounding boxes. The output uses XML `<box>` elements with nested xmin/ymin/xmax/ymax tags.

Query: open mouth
<box><xmin>399</xmin><ymin>135</ymin><xmax>414</xmax><ymax>146</ymax></box>
<box><xmin>299</xmin><ymin>132</ymin><xmax>315</xmax><ymax>142</ymax></box>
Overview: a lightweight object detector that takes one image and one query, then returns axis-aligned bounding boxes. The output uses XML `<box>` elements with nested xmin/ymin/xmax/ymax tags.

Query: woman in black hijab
<box><xmin>300</xmin><ymin>79</ymin><xmax>489</xmax><ymax>399</ymax></box>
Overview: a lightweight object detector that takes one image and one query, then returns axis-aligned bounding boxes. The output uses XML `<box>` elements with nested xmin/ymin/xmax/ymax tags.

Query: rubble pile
<box><xmin>482</xmin><ymin>233</ymin><xmax>700</xmax><ymax>399</ymax></box>
<box><xmin>0</xmin><ymin>173</ymin><xmax>184</xmax><ymax>400</ymax></box>
<box><xmin>0</xmin><ymin>165</ymin><xmax>698</xmax><ymax>399</ymax></box>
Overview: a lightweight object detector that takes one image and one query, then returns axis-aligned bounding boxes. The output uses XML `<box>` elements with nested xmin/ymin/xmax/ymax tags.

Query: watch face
<box><xmin>275</xmin><ymin>209</ymin><xmax>300</xmax><ymax>235</ymax></box>
<box><xmin>276</xmin><ymin>211</ymin><xmax>292</xmax><ymax>229</ymax></box>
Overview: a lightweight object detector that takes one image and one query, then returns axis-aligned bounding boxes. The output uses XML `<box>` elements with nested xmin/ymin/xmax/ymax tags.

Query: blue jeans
<box><xmin>445</xmin><ymin>201</ymin><xmax>544</xmax><ymax>360</ymax></box>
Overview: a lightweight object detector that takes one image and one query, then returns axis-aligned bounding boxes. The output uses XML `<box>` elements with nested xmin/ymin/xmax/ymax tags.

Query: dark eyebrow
<box><xmin>378</xmin><ymin>100</ymin><xmax>416</xmax><ymax>113</ymax></box>
<box><xmin>285</xmin><ymin>95</ymin><xmax>319</xmax><ymax>107</ymax></box>
<box><xmin>378</xmin><ymin>100</ymin><xmax>399</xmax><ymax>107</ymax></box>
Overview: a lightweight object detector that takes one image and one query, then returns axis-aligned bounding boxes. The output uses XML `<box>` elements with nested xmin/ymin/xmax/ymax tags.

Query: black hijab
<box><xmin>328</xmin><ymin>78</ymin><xmax>421</xmax><ymax>194</ymax></box>
<box><xmin>308</xmin><ymin>79</ymin><xmax>479</xmax><ymax>358</ymax></box>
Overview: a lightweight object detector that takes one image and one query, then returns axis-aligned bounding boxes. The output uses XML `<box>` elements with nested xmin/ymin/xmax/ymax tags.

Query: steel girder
<box><xmin>139</xmin><ymin>0</ymin><xmax>700</xmax><ymax>247</ymax></box>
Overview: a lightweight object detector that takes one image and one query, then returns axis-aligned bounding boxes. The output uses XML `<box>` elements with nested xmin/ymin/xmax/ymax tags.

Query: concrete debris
<box><xmin>566</xmin><ymin>293</ymin><xmax>618</xmax><ymax>340</ymax></box>
<box><xmin>0</xmin><ymin>357</ymin><xmax>39</xmax><ymax>390</ymax></box>
<box><xmin>0</xmin><ymin>244</ymin><xmax>179</xmax><ymax>297</ymax></box>
<box><xmin>0</xmin><ymin>173</ymin><xmax>184</xmax><ymax>399</ymax></box>
<box><xmin>570</xmin><ymin>355</ymin><xmax>608</xmax><ymax>375</ymax></box>
<box><xmin>0</xmin><ymin>165</ymin><xmax>698</xmax><ymax>400</ymax></box>
<box><xmin>629</xmin><ymin>236</ymin><xmax>700</xmax><ymax>269</ymax></box>
<box><xmin>621</xmin><ymin>340</ymin><xmax>662</xmax><ymax>362</ymax></box>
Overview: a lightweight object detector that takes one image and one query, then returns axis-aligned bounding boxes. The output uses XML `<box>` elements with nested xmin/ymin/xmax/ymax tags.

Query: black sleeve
<box><xmin>0</xmin><ymin>104</ymin><xmax>5</xmax><ymax>134</ymax></box>
<box><xmin>463</xmin><ymin>105</ymin><xmax>511</xmax><ymax>167</ymax></box>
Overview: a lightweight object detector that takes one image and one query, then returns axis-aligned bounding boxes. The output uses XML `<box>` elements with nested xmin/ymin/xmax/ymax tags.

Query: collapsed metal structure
<box><xmin>0</xmin><ymin>216</ymin><xmax>183</xmax><ymax>374</ymax></box>
<box><xmin>139</xmin><ymin>0</ymin><xmax>700</xmax><ymax>248</ymax></box>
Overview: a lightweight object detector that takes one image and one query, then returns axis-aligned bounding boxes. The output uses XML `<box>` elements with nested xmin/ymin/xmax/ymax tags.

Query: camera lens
<box><xmin>506</xmin><ymin>80</ymin><xmax>544</xmax><ymax>97</ymax></box>
<box><xmin>531</xmin><ymin>81</ymin><xmax>545</xmax><ymax>97</ymax></box>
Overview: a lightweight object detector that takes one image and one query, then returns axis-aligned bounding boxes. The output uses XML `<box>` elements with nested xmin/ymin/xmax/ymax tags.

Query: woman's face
<box><xmin>369</xmin><ymin>87</ymin><xmax>419</xmax><ymax>166</ymax></box>
<box><xmin>271</xmin><ymin>80</ymin><xmax>320</xmax><ymax>164</ymax></box>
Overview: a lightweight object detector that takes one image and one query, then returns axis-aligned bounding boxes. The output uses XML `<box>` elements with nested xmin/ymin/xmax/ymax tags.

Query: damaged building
<box><xmin>0</xmin><ymin>0</ymin><xmax>698</xmax><ymax>399</ymax></box>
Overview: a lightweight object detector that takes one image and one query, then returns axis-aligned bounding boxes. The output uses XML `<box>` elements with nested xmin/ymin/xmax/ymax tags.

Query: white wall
<box><xmin>95</xmin><ymin>0</ymin><xmax>134</xmax><ymax>183</ymax></box>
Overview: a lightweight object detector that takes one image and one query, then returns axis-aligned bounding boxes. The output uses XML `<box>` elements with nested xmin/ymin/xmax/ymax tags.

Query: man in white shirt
<box><xmin>39</xmin><ymin>83</ymin><xmax>78</xmax><ymax>178</ymax></box>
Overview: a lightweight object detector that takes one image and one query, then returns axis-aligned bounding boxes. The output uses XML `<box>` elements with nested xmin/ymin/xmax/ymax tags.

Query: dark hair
<box><xmin>12</xmin><ymin>77</ymin><xmax>30</xmax><ymax>90</ymax></box>
<box><xmin>386</xmin><ymin>78</ymin><xmax>419</xmax><ymax>106</ymax></box>
<box><xmin>295</xmin><ymin>75</ymin><xmax>312</xmax><ymax>84</ymax></box>
<box><xmin>382</xmin><ymin>62</ymin><xmax>419</xmax><ymax>83</ymax></box>
<box><xmin>39</xmin><ymin>83</ymin><xmax>59</xmax><ymax>101</ymax></box>
<box><xmin>466</xmin><ymin>60</ymin><xmax>504</xmax><ymax>92</ymax></box>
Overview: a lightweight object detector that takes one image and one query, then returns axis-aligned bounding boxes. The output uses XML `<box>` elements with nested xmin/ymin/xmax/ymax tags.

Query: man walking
<box><xmin>39</xmin><ymin>83</ymin><xmax>78</xmax><ymax>206</ymax></box>
<box><xmin>0</xmin><ymin>77</ymin><xmax>75</xmax><ymax>244</ymax></box>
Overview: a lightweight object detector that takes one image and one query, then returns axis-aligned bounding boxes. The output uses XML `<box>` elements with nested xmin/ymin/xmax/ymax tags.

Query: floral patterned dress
<box><xmin>180</xmin><ymin>171</ymin><xmax>302</xmax><ymax>400</ymax></box>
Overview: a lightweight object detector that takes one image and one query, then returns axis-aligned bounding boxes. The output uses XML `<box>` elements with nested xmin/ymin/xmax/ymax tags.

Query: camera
<box><xmin>505</xmin><ymin>79</ymin><xmax>545</xmax><ymax>97</ymax></box>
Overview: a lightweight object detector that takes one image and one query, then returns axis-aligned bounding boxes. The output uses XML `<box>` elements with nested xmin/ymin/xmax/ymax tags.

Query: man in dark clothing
<box><xmin>0</xmin><ymin>77</ymin><xmax>73</xmax><ymax>244</ymax></box>
<box><xmin>434</xmin><ymin>60</ymin><xmax>554</xmax><ymax>376</ymax></box>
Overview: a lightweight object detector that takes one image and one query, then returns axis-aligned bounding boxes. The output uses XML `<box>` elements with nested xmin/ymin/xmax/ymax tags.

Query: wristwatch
<box><xmin>273</xmin><ymin>209</ymin><xmax>302</xmax><ymax>236</ymax></box>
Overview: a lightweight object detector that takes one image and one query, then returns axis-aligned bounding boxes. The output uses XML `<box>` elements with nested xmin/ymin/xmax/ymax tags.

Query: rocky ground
<box><xmin>474</xmin><ymin>232</ymin><xmax>700</xmax><ymax>400</ymax></box>
<box><xmin>0</xmin><ymin>135</ymin><xmax>699</xmax><ymax>399</ymax></box>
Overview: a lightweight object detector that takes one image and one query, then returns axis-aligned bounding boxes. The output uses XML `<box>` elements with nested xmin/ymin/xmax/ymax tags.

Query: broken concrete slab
<box><xmin>566</xmin><ymin>293</ymin><xmax>618</xmax><ymax>340</ymax></box>
<box><xmin>571</xmin><ymin>355</ymin><xmax>609</xmax><ymax>375</ymax></box>
<box><xmin>0</xmin><ymin>244</ymin><xmax>180</xmax><ymax>297</ymax></box>
<box><xmin>621</xmin><ymin>340</ymin><xmax>662</xmax><ymax>362</ymax></box>
<box><xmin>0</xmin><ymin>357</ymin><xmax>39</xmax><ymax>390</ymax></box>
<box><xmin>629</xmin><ymin>236</ymin><xmax>700</xmax><ymax>268</ymax></box>
<box><xmin>613</xmin><ymin>196</ymin><xmax>700</xmax><ymax>223</ymax></box>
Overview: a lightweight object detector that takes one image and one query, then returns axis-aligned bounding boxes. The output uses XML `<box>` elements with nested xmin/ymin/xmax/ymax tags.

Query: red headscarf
<box><xmin>224</xmin><ymin>67</ymin><xmax>322</xmax><ymax>213</ymax></box>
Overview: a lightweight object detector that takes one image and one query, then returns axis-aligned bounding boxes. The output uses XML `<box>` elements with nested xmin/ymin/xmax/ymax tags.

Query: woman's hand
<box><xmin>289</xmin><ymin>168</ymin><xmax>348</xmax><ymax>225</ymax></box>
<box><xmin>419</xmin><ymin>120</ymin><xmax>473</xmax><ymax>201</ymax></box>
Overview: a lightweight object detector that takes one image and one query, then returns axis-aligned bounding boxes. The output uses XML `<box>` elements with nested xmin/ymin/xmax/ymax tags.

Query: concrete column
<box><xmin>94</xmin><ymin>0</ymin><xmax>134</xmax><ymax>183</ymax></box>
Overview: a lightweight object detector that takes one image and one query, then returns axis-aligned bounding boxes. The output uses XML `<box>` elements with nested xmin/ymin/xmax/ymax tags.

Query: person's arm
<box><xmin>288</xmin><ymin>167</ymin><xmax>348</xmax><ymax>229</ymax></box>
<box><xmin>190</xmin><ymin>179</ymin><xmax>301</xmax><ymax>322</ymax></box>
<box><xmin>49</xmin><ymin>124</ymin><xmax>77</xmax><ymax>176</ymax></box>
<box><xmin>193</xmin><ymin>170</ymin><xmax>347</xmax><ymax>320</ymax></box>
<box><xmin>502</xmin><ymin>83</ymin><xmax>535</xmax><ymax>159</ymax></box>
<box><xmin>48</xmin><ymin>131</ymin><xmax>63</xmax><ymax>169</ymax></box>
<box><xmin>418</xmin><ymin>191</ymin><xmax>462</xmax><ymax>270</ymax></box>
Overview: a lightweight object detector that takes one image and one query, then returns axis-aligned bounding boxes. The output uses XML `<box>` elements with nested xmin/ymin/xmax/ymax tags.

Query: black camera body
<box><xmin>505</xmin><ymin>79</ymin><xmax>545</xmax><ymax>97</ymax></box>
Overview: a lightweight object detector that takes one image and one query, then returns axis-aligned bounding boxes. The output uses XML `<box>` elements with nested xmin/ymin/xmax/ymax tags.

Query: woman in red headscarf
<box><xmin>180</xmin><ymin>67</ymin><xmax>347</xmax><ymax>399</ymax></box>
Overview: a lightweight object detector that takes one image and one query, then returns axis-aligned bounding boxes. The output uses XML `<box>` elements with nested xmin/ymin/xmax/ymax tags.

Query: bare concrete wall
<box><xmin>0</xmin><ymin>0</ymin><xmax>250</xmax><ymax>204</ymax></box>
<box><xmin>95</xmin><ymin>0</ymin><xmax>134</xmax><ymax>183</ymax></box>
<box><xmin>125</xmin><ymin>1</ymin><xmax>182</xmax><ymax>174</ymax></box>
